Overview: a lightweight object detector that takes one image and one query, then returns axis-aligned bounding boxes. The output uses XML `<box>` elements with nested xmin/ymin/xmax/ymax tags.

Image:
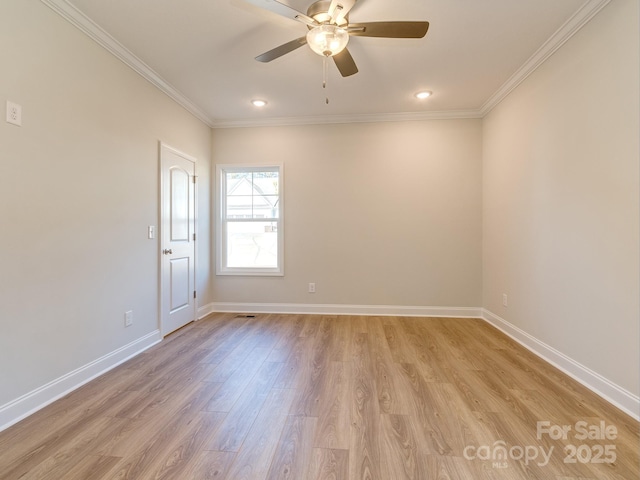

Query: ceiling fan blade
<box><xmin>348</xmin><ymin>21</ymin><xmax>429</xmax><ymax>38</ymax></box>
<box><xmin>255</xmin><ymin>37</ymin><xmax>308</xmax><ymax>62</ymax></box>
<box><xmin>333</xmin><ymin>48</ymin><xmax>358</xmax><ymax>77</ymax></box>
<box><xmin>244</xmin><ymin>0</ymin><xmax>318</xmax><ymax>26</ymax></box>
<box><xmin>328</xmin><ymin>0</ymin><xmax>357</xmax><ymax>24</ymax></box>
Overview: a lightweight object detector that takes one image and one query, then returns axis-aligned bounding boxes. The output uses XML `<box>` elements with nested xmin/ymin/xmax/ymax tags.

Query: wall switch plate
<box><xmin>125</xmin><ymin>310</ymin><xmax>133</xmax><ymax>327</ymax></box>
<box><xmin>502</xmin><ymin>294</ymin><xmax>508</xmax><ymax>307</ymax></box>
<box><xmin>148</xmin><ymin>226</ymin><xmax>155</xmax><ymax>239</ymax></box>
<box><xmin>308</xmin><ymin>283</ymin><xmax>316</xmax><ymax>293</ymax></box>
<box><xmin>6</xmin><ymin>101</ymin><xmax>22</xmax><ymax>126</ymax></box>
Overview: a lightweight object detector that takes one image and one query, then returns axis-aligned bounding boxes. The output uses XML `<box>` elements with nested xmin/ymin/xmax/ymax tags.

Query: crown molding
<box><xmin>40</xmin><ymin>0</ymin><xmax>215</xmax><ymax>127</ymax></box>
<box><xmin>479</xmin><ymin>0</ymin><xmax>611</xmax><ymax>116</ymax></box>
<box><xmin>211</xmin><ymin>109</ymin><xmax>483</xmax><ymax>129</ymax></box>
<box><xmin>42</xmin><ymin>0</ymin><xmax>610</xmax><ymax>128</ymax></box>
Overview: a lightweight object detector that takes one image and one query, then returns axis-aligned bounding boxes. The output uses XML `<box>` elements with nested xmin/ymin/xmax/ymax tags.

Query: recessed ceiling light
<box><xmin>415</xmin><ymin>91</ymin><xmax>432</xmax><ymax>100</ymax></box>
<box><xmin>251</xmin><ymin>99</ymin><xmax>268</xmax><ymax>107</ymax></box>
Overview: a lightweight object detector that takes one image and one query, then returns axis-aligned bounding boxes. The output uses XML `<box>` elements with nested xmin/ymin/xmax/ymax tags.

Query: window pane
<box><xmin>227</xmin><ymin>195</ymin><xmax>253</xmax><ymax>218</ymax></box>
<box><xmin>253</xmin><ymin>171</ymin><xmax>279</xmax><ymax>195</ymax></box>
<box><xmin>226</xmin><ymin>221</ymin><xmax>278</xmax><ymax>268</ymax></box>
<box><xmin>253</xmin><ymin>194</ymin><xmax>279</xmax><ymax>219</ymax></box>
<box><xmin>226</xmin><ymin>172</ymin><xmax>252</xmax><ymax>195</ymax></box>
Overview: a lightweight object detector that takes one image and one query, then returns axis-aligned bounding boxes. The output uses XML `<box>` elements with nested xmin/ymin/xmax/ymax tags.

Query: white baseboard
<box><xmin>0</xmin><ymin>330</ymin><xmax>162</xmax><ymax>432</ymax></box>
<box><xmin>482</xmin><ymin>309</ymin><xmax>639</xmax><ymax>421</ymax></box>
<box><xmin>208</xmin><ymin>302</ymin><xmax>483</xmax><ymax>318</ymax></box>
<box><xmin>197</xmin><ymin>302</ymin><xmax>216</xmax><ymax>319</ymax></box>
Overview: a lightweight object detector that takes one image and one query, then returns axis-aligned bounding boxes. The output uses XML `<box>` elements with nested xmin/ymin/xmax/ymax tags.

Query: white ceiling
<box><xmin>47</xmin><ymin>0</ymin><xmax>608</xmax><ymax>127</ymax></box>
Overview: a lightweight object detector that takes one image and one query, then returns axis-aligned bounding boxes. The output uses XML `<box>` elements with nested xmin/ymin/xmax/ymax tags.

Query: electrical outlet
<box><xmin>124</xmin><ymin>310</ymin><xmax>133</xmax><ymax>327</ymax></box>
<box><xmin>502</xmin><ymin>294</ymin><xmax>508</xmax><ymax>307</ymax></box>
<box><xmin>308</xmin><ymin>283</ymin><xmax>316</xmax><ymax>293</ymax></box>
<box><xmin>6</xmin><ymin>101</ymin><xmax>22</xmax><ymax>126</ymax></box>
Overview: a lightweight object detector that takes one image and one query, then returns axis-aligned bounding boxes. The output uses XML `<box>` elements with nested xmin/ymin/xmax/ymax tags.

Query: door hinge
<box><xmin>193</xmin><ymin>233</ymin><xmax>196</xmax><ymax>241</ymax></box>
<box><xmin>192</xmin><ymin>175</ymin><xmax>197</xmax><ymax>184</ymax></box>
<box><xmin>193</xmin><ymin>290</ymin><xmax>197</xmax><ymax>299</ymax></box>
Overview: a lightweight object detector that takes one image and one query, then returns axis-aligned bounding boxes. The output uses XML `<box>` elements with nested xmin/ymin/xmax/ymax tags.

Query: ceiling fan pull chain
<box><xmin>323</xmin><ymin>56</ymin><xmax>328</xmax><ymax>89</ymax></box>
<box><xmin>323</xmin><ymin>56</ymin><xmax>330</xmax><ymax>104</ymax></box>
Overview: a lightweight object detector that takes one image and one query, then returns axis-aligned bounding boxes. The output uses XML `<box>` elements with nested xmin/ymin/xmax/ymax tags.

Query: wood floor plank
<box><xmin>432</xmin><ymin>320</ymin><xmax>486</xmax><ymax>370</ymax></box>
<box><xmin>299</xmin><ymin>315</ymin><xmax>321</xmax><ymax>337</ymax></box>
<box><xmin>204</xmin><ymin>328</ymin><xmax>271</xmax><ymax>383</ymax></box>
<box><xmin>21</xmin><ymin>455</ymin><xmax>122</xmax><ymax>480</ymax></box>
<box><xmin>422</xmin><ymin>382</ymin><xmax>490</xmax><ymax>457</ymax></box>
<box><xmin>349</xmin><ymin>332</ymin><xmax>382</xmax><ymax>480</ymax></box>
<box><xmin>272</xmin><ymin>335</ymin><xmax>316</xmax><ymax>390</ymax></box>
<box><xmin>265</xmin><ymin>314</ymin><xmax>305</xmax><ymax>363</ymax></box>
<box><xmin>382</xmin><ymin>322</ymin><xmax>416</xmax><ymax>365</ymax></box>
<box><xmin>205</xmin><ymin>387</ymin><xmax>270</xmax><ymax>452</ymax></box>
<box><xmin>379</xmin><ymin>413</ymin><xmax>422</xmax><ymax>479</ymax></box>
<box><xmin>424</xmin><ymin>454</ymin><xmax>507</xmax><ymax>480</ymax></box>
<box><xmin>0</xmin><ymin>388</ymin><xmax>138</xmax><ymax>479</ymax></box>
<box><xmin>395</xmin><ymin>362</ymin><xmax>456</xmax><ymax>456</ymax></box>
<box><xmin>313</xmin><ymin>361</ymin><xmax>351</xmax><ymax>450</ymax></box>
<box><xmin>368</xmin><ymin>317</ymin><xmax>411</xmax><ymax>415</ymax></box>
<box><xmin>143</xmin><ymin>411</ymin><xmax>227</xmax><ymax>480</ymax></box>
<box><xmin>307</xmin><ymin>448</ymin><xmax>350</xmax><ymax>480</ymax></box>
<box><xmin>113</xmin><ymin>361</ymin><xmax>218</xmax><ymax>420</ymax></box>
<box><xmin>100</xmin><ymin>380</ymin><xmax>223</xmax><ymax>459</ymax></box>
<box><xmin>197</xmin><ymin>317</ymin><xmax>253</xmax><ymax>364</ymax></box>
<box><xmin>204</xmin><ymin>347</ymin><xmax>271</xmax><ymax>412</ymax></box>
<box><xmin>398</xmin><ymin>317</ymin><xmax>450</xmax><ymax>383</ymax></box>
<box><xmin>0</xmin><ymin>314</ymin><xmax>637</xmax><ymax>480</ymax></box>
<box><xmin>223</xmin><ymin>388</ymin><xmax>297</xmax><ymax>480</ymax></box>
<box><xmin>204</xmin><ymin>361</ymin><xmax>283</xmax><ymax>453</ymax></box>
<box><xmin>5</xmin><ymin>416</ymin><xmax>125</xmax><ymax>480</ymax></box>
<box><xmin>103</xmin><ymin>409</ymin><xmax>225</xmax><ymax>479</ymax></box>
<box><xmin>0</xmin><ymin>391</ymin><xmax>129</xmax><ymax>472</ymax></box>
<box><xmin>290</xmin><ymin>317</ymin><xmax>335</xmax><ymax>416</ymax></box>
<box><xmin>265</xmin><ymin>415</ymin><xmax>317</xmax><ymax>480</ymax></box>
<box><xmin>184</xmin><ymin>450</ymin><xmax>236</xmax><ymax>480</ymax></box>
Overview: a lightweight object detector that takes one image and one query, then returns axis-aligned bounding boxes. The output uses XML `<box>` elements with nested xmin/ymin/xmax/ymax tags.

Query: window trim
<box><xmin>215</xmin><ymin>163</ymin><xmax>284</xmax><ymax>276</ymax></box>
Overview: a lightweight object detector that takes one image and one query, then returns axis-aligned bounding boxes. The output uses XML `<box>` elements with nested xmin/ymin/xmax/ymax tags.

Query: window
<box><xmin>216</xmin><ymin>164</ymin><xmax>283</xmax><ymax>276</ymax></box>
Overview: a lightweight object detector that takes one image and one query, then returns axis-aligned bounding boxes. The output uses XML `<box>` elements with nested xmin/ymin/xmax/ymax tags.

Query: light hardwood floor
<box><xmin>0</xmin><ymin>313</ymin><xmax>637</xmax><ymax>479</ymax></box>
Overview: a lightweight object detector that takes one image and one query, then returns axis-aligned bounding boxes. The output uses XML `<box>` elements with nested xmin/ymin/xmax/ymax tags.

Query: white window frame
<box><xmin>215</xmin><ymin>164</ymin><xmax>284</xmax><ymax>276</ymax></box>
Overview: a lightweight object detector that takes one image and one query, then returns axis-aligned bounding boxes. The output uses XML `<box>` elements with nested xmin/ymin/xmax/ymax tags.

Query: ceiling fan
<box><xmin>245</xmin><ymin>0</ymin><xmax>429</xmax><ymax>77</ymax></box>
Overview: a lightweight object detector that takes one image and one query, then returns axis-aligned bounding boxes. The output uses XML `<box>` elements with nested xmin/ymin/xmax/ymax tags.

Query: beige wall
<box><xmin>482</xmin><ymin>0</ymin><xmax>639</xmax><ymax>396</ymax></box>
<box><xmin>0</xmin><ymin>1</ymin><xmax>212</xmax><ymax>406</ymax></box>
<box><xmin>212</xmin><ymin>119</ymin><xmax>483</xmax><ymax>307</ymax></box>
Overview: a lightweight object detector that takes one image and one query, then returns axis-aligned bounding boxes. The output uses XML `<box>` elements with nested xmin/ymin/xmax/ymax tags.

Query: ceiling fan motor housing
<box><xmin>307</xmin><ymin>0</ymin><xmax>348</xmax><ymax>26</ymax></box>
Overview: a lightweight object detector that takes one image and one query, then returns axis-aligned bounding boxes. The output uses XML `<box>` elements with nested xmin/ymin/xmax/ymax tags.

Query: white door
<box><xmin>160</xmin><ymin>144</ymin><xmax>196</xmax><ymax>336</ymax></box>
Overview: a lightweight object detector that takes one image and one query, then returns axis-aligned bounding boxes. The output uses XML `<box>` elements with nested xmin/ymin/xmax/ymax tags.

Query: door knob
<box><xmin>163</xmin><ymin>249</ymin><xmax>173</xmax><ymax>255</ymax></box>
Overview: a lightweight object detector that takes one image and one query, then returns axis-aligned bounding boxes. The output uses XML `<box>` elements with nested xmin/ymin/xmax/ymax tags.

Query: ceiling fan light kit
<box><xmin>247</xmin><ymin>0</ymin><xmax>429</xmax><ymax>78</ymax></box>
<box><xmin>307</xmin><ymin>24</ymin><xmax>349</xmax><ymax>57</ymax></box>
